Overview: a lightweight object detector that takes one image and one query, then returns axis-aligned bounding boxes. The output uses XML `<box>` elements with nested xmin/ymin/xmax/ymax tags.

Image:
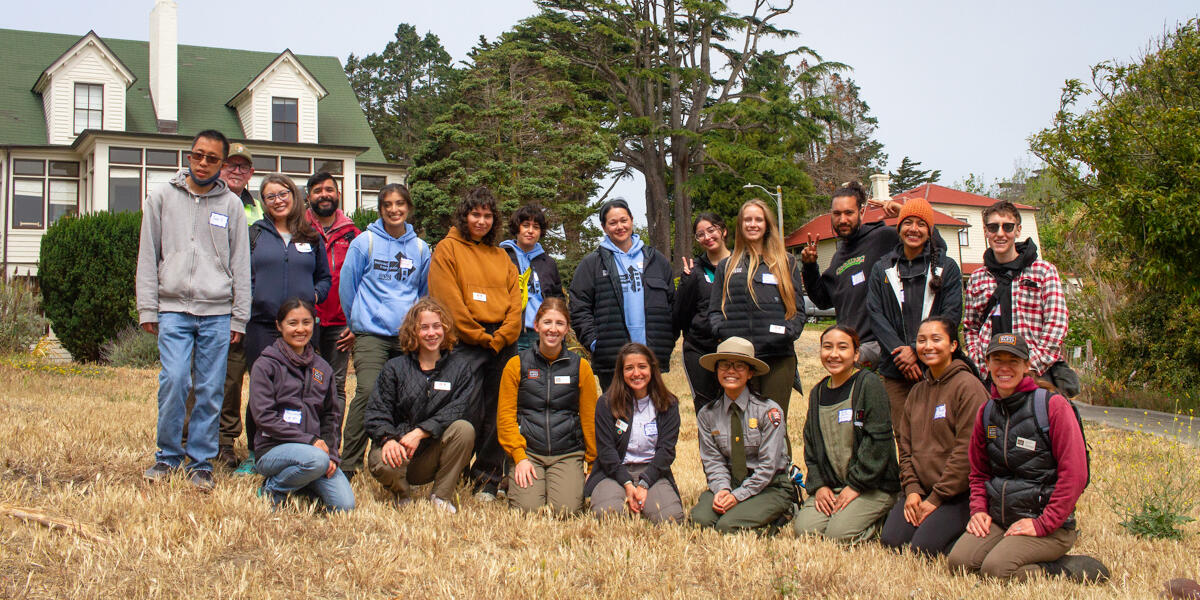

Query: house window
<box><xmin>73</xmin><ymin>83</ymin><xmax>104</xmax><ymax>134</ymax></box>
<box><xmin>252</xmin><ymin>155</ymin><xmax>277</xmax><ymax>172</ymax></box>
<box><xmin>313</xmin><ymin>159</ymin><xmax>343</xmax><ymax>175</ymax></box>
<box><xmin>106</xmin><ymin>148</ymin><xmax>182</xmax><ymax>213</ymax></box>
<box><xmin>272</xmin><ymin>97</ymin><xmax>299</xmax><ymax>142</ymax></box>
<box><xmin>10</xmin><ymin>159</ymin><xmax>80</xmax><ymax>229</ymax></box>
<box><xmin>280</xmin><ymin>156</ymin><xmax>310</xmax><ymax>174</ymax></box>
<box><xmin>108</xmin><ymin>168</ymin><xmax>142</xmax><ymax>213</ymax></box>
<box><xmin>954</xmin><ymin>213</ymin><xmax>970</xmax><ymax>246</ymax></box>
<box><xmin>110</xmin><ymin>147</ymin><xmax>142</xmax><ymax>165</ymax></box>
<box><xmin>359</xmin><ymin>174</ymin><xmax>388</xmax><ymax>210</ymax></box>
<box><xmin>145</xmin><ymin>149</ymin><xmax>178</xmax><ymax>167</ymax></box>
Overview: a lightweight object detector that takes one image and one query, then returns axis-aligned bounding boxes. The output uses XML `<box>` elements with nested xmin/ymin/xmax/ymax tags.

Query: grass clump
<box><xmin>101</xmin><ymin>326</ymin><xmax>159</xmax><ymax>368</ymax></box>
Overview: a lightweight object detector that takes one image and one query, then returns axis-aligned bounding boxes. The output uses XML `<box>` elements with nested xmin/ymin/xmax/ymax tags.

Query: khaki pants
<box><xmin>792</xmin><ymin>487</ymin><xmax>897</xmax><ymax>544</ymax></box>
<box><xmin>947</xmin><ymin>522</ymin><xmax>1078</xmax><ymax>581</ymax></box>
<box><xmin>690</xmin><ymin>478</ymin><xmax>794</xmax><ymax>533</ymax></box>
<box><xmin>507</xmin><ymin>451</ymin><xmax>586</xmax><ymax>515</ymax></box>
<box><xmin>590</xmin><ymin>463</ymin><xmax>684</xmax><ymax>523</ymax></box>
<box><xmin>367</xmin><ymin>420</ymin><xmax>474</xmax><ymax>501</ymax></box>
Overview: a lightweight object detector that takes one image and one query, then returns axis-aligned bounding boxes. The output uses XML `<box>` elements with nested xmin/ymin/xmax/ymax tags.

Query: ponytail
<box><xmin>832</xmin><ymin>180</ymin><xmax>868</xmax><ymax>209</ymax></box>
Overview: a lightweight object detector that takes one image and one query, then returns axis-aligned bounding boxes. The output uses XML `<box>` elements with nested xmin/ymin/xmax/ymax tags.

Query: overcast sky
<box><xmin>8</xmin><ymin>0</ymin><xmax>1197</xmax><ymax>226</ymax></box>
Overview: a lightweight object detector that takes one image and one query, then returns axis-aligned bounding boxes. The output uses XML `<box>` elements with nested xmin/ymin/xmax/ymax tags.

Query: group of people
<box><xmin>134</xmin><ymin>130</ymin><xmax>1105</xmax><ymax>584</ymax></box>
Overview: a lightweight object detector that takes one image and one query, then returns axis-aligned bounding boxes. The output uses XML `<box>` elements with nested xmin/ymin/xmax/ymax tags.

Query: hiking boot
<box><xmin>1164</xmin><ymin>578</ymin><xmax>1200</xmax><ymax>599</ymax></box>
<box><xmin>216</xmin><ymin>446</ymin><xmax>239</xmax><ymax>469</ymax></box>
<box><xmin>1041</xmin><ymin>554</ymin><xmax>1110</xmax><ymax>583</ymax></box>
<box><xmin>143</xmin><ymin>462</ymin><xmax>174</xmax><ymax>482</ymax></box>
<box><xmin>189</xmin><ymin>469</ymin><xmax>216</xmax><ymax>493</ymax></box>
<box><xmin>431</xmin><ymin>495</ymin><xmax>458</xmax><ymax>514</ymax></box>
<box><xmin>474</xmin><ymin>491</ymin><xmax>497</xmax><ymax>503</ymax></box>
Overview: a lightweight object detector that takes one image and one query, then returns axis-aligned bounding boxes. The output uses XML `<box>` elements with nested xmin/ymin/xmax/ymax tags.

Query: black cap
<box><xmin>985</xmin><ymin>333</ymin><xmax>1030</xmax><ymax>360</ymax></box>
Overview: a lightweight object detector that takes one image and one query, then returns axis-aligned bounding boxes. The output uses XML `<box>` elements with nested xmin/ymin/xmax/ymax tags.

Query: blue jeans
<box><xmin>256</xmin><ymin>443</ymin><xmax>355</xmax><ymax>512</ymax></box>
<box><xmin>156</xmin><ymin>312</ymin><xmax>231</xmax><ymax>472</ymax></box>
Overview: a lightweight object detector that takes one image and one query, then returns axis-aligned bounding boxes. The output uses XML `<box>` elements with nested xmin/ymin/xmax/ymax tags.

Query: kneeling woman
<box><xmin>586</xmin><ymin>343</ymin><xmax>684</xmax><ymax>523</ymax></box>
<box><xmin>691</xmin><ymin>337</ymin><xmax>793</xmax><ymax>533</ymax></box>
<box><xmin>248</xmin><ymin>299</ymin><xmax>354</xmax><ymax>512</ymax></box>
<box><xmin>365</xmin><ymin>298</ymin><xmax>476</xmax><ymax>513</ymax></box>
<box><xmin>497</xmin><ymin>297</ymin><xmax>598</xmax><ymax>514</ymax></box>
<box><xmin>947</xmin><ymin>333</ymin><xmax>1104</xmax><ymax>582</ymax></box>
<box><xmin>793</xmin><ymin>325</ymin><xmax>898</xmax><ymax>542</ymax></box>
<box><xmin>880</xmin><ymin>317</ymin><xmax>987</xmax><ymax>555</ymax></box>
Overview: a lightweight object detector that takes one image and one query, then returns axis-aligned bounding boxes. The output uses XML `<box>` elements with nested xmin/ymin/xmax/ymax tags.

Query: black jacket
<box><xmin>364</xmin><ymin>350</ymin><xmax>478</xmax><ymax>446</ymax></box>
<box><xmin>866</xmin><ymin>243</ymin><xmax>962</xmax><ymax>379</ymax></box>
<box><xmin>516</xmin><ymin>347</ymin><xmax>585</xmax><ymax>456</ymax></box>
<box><xmin>569</xmin><ymin>246</ymin><xmax>675</xmax><ymax>375</ymax></box>
<box><xmin>584</xmin><ymin>394</ymin><xmax>679</xmax><ymax>496</ymax></box>
<box><xmin>801</xmin><ymin>370</ymin><xmax>900</xmax><ymax>495</ymax></box>
<box><xmin>802</xmin><ymin>221</ymin><xmax>898</xmax><ymax>343</ymax></box>
<box><xmin>673</xmin><ymin>253</ymin><xmax>722</xmax><ymax>354</ymax></box>
<box><xmin>502</xmin><ymin>246</ymin><xmax>565</xmax><ymax>303</ymax></box>
<box><xmin>249</xmin><ymin>218</ymin><xmax>331</xmax><ymax>324</ymax></box>
<box><xmin>707</xmin><ymin>254</ymin><xmax>807</xmax><ymax>359</ymax></box>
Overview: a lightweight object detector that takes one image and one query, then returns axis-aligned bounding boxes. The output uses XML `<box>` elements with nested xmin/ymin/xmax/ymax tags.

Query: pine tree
<box><xmin>888</xmin><ymin>156</ymin><xmax>941</xmax><ymax>195</ymax></box>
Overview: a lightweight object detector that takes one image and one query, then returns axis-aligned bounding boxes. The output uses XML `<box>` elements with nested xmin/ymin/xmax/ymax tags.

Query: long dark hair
<box><xmin>918</xmin><ymin>316</ymin><xmax>980</xmax><ymax>380</ymax></box>
<box><xmin>605</xmin><ymin>343</ymin><xmax>677</xmax><ymax>421</ymax></box>
<box><xmin>260</xmin><ymin>174</ymin><xmax>318</xmax><ymax>244</ymax></box>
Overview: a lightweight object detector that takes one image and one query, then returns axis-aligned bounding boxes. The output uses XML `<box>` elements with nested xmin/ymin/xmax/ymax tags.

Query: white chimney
<box><xmin>869</xmin><ymin>173</ymin><xmax>891</xmax><ymax>203</ymax></box>
<box><xmin>149</xmin><ymin>0</ymin><xmax>178</xmax><ymax>132</ymax></box>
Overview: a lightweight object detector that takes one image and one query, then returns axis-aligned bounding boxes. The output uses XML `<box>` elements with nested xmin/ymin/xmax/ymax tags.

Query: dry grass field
<box><xmin>1</xmin><ymin>330</ymin><xmax>1198</xmax><ymax>599</ymax></box>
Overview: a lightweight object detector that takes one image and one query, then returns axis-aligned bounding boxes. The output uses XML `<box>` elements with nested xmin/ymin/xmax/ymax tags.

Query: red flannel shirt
<box><xmin>963</xmin><ymin>259</ymin><xmax>1068</xmax><ymax>376</ymax></box>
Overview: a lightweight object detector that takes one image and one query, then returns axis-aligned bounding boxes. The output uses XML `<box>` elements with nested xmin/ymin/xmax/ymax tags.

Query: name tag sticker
<box><xmin>283</xmin><ymin>409</ymin><xmax>302</xmax><ymax>424</ymax></box>
<box><xmin>472</xmin><ymin>292</ymin><xmax>487</xmax><ymax>302</ymax></box>
<box><xmin>644</xmin><ymin>421</ymin><xmax>658</xmax><ymax>436</ymax></box>
<box><xmin>838</xmin><ymin>408</ymin><xmax>853</xmax><ymax>423</ymax></box>
<box><xmin>554</xmin><ymin>375</ymin><xmax>570</xmax><ymax>385</ymax></box>
<box><xmin>1016</xmin><ymin>437</ymin><xmax>1037</xmax><ymax>451</ymax></box>
<box><xmin>209</xmin><ymin>212</ymin><xmax>229</xmax><ymax>228</ymax></box>
<box><xmin>433</xmin><ymin>381</ymin><xmax>451</xmax><ymax>391</ymax></box>
<box><xmin>851</xmin><ymin>271</ymin><xmax>865</xmax><ymax>286</ymax></box>
<box><xmin>295</xmin><ymin>242</ymin><xmax>312</xmax><ymax>253</ymax></box>
<box><xmin>400</xmin><ymin>258</ymin><xmax>414</xmax><ymax>269</ymax></box>
<box><xmin>769</xmin><ymin>324</ymin><xmax>786</xmax><ymax>334</ymax></box>
<box><xmin>761</xmin><ymin>273</ymin><xmax>778</xmax><ymax>285</ymax></box>
<box><xmin>615</xmin><ymin>419</ymin><xmax>629</xmax><ymax>434</ymax></box>
<box><xmin>934</xmin><ymin>404</ymin><xmax>947</xmax><ymax>420</ymax></box>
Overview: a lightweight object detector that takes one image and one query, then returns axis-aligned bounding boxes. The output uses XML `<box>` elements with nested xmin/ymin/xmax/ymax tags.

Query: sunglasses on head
<box><xmin>985</xmin><ymin>222</ymin><xmax>1017</xmax><ymax>234</ymax></box>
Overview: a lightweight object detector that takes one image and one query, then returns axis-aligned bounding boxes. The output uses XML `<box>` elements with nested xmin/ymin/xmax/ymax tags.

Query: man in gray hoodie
<box><xmin>136</xmin><ymin>130</ymin><xmax>251</xmax><ymax>491</ymax></box>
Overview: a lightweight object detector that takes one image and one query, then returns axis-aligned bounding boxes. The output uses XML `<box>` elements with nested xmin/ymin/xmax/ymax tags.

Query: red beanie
<box><xmin>897</xmin><ymin>198</ymin><xmax>935</xmax><ymax>230</ymax></box>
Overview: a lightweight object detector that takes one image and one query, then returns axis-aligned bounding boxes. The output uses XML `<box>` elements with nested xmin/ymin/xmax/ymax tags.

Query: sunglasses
<box><xmin>188</xmin><ymin>151</ymin><xmax>223</xmax><ymax>165</ymax></box>
<box><xmin>985</xmin><ymin>222</ymin><xmax>1017</xmax><ymax>234</ymax></box>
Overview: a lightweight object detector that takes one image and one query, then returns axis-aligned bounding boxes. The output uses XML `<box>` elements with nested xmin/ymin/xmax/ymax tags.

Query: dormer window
<box><xmin>272</xmin><ymin>97</ymin><xmax>299</xmax><ymax>142</ymax></box>
<box><xmin>73</xmin><ymin>83</ymin><xmax>104</xmax><ymax>134</ymax></box>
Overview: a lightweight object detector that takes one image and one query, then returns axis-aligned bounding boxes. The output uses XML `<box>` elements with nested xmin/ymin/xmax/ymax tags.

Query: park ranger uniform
<box><xmin>691</xmin><ymin>388</ymin><xmax>795</xmax><ymax>532</ymax></box>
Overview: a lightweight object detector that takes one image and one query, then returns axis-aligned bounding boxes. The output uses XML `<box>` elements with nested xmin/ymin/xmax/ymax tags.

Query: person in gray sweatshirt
<box><xmin>136</xmin><ymin>130</ymin><xmax>251</xmax><ymax>491</ymax></box>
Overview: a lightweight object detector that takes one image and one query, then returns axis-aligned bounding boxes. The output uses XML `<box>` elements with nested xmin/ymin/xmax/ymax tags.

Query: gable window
<box><xmin>272</xmin><ymin>97</ymin><xmax>299</xmax><ymax>142</ymax></box>
<box><xmin>73</xmin><ymin>83</ymin><xmax>104</xmax><ymax>134</ymax></box>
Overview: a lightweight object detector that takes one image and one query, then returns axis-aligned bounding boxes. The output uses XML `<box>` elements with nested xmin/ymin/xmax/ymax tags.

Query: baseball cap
<box><xmin>227</xmin><ymin>143</ymin><xmax>252</xmax><ymax>163</ymax></box>
<box><xmin>985</xmin><ymin>332</ymin><xmax>1030</xmax><ymax>360</ymax></box>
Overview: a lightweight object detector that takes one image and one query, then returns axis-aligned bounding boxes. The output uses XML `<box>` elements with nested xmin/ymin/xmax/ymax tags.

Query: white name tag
<box><xmin>635</xmin><ymin>261</ymin><xmax>643</xmax><ymax>270</ymax></box>
<box><xmin>991</xmin><ymin>305</ymin><xmax>1002</xmax><ymax>317</ymax></box>
<box><xmin>282</xmin><ymin>409</ymin><xmax>302</xmax><ymax>424</ymax></box>
<box><xmin>400</xmin><ymin>258</ymin><xmax>414</xmax><ymax>269</ymax></box>
<box><xmin>295</xmin><ymin>242</ymin><xmax>312</xmax><ymax>253</ymax></box>
<box><xmin>644</xmin><ymin>421</ymin><xmax>658</xmax><ymax>436</ymax></box>
<box><xmin>934</xmin><ymin>404</ymin><xmax>947</xmax><ymax>420</ymax></box>
<box><xmin>472</xmin><ymin>292</ymin><xmax>487</xmax><ymax>302</ymax></box>
<box><xmin>838</xmin><ymin>408</ymin><xmax>853</xmax><ymax>423</ymax></box>
<box><xmin>851</xmin><ymin>271</ymin><xmax>865</xmax><ymax>286</ymax></box>
<box><xmin>209</xmin><ymin>212</ymin><xmax>228</xmax><ymax>228</ymax></box>
<box><xmin>554</xmin><ymin>375</ymin><xmax>570</xmax><ymax>385</ymax></box>
<box><xmin>433</xmin><ymin>381</ymin><xmax>451</xmax><ymax>391</ymax></box>
<box><xmin>769</xmin><ymin>324</ymin><xmax>786</xmax><ymax>334</ymax></box>
<box><xmin>1016</xmin><ymin>436</ymin><xmax>1037</xmax><ymax>451</ymax></box>
<box><xmin>615</xmin><ymin>419</ymin><xmax>629</xmax><ymax>434</ymax></box>
<box><xmin>761</xmin><ymin>273</ymin><xmax>778</xmax><ymax>285</ymax></box>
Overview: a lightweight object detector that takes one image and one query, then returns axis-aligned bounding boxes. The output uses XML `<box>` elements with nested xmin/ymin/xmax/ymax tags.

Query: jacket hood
<box><xmin>600</xmin><ymin>233</ymin><xmax>644</xmax><ymax>256</ymax></box>
<box><xmin>368</xmin><ymin>219</ymin><xmax>416</xmax><ymax>243</ymax></box>
<box><xmin>445</xmin><ymin>225</ymin><xmax>494</xmax><ymax>247</ymax></box>
<box><xmin>925</xmin><ymin>357</ymin><xmax>974</xmax><ymax>385</ymax></box>
<box><xmin>169</xmin><ymin>168</ymin><xmax>230</xmax><ymax>197</ymax></box>
<box><xmin>499</xmin><ymin>239</ymin><xmax>545</xmax><ymax>261</ymax></box>
<box><xmin>846</xmin><ymin>219</ymin><xmax>886</xmax><ymax>244</ymax></box>
<box><xmin>984</xmin><ymin>238</ymin><xmax>1039</xmax><ymax>272</ymax></box>
<box><xmin>308</xmin><ymin>209</ymin><xmax>356</xmax><ymax>237</ymax></box>
<box><xmin>990</xmin><ymin>375</ymin><xmax>1040</xmax><ymax>401</ymax></box>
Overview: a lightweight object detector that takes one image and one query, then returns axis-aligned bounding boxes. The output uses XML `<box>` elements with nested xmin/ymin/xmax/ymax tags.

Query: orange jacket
<box><xmin>429</xmin><ymin>226</ymin><xmax>522</xmax><ymax>351</ymax></box>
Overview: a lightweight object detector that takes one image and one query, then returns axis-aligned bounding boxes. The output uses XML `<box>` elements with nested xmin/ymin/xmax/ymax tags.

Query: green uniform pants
<box><xmin>690</xmin><ymin>481</ymin><xmax>794</xmax><ymax>533</ymax></box>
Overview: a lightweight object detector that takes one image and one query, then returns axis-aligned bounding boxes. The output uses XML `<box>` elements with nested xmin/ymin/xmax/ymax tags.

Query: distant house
<box><xmin>785</xmin><ymin>176</ymin><xmax>1040</xmax><ymax>277</ymax></box>
<box><xmin>0</xmin><ymin>0</ymin><xmax>404</xmax><ymax>276</ymax></box>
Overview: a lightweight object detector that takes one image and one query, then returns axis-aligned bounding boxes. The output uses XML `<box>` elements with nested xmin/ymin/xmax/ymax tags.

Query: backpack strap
<box><xmin>1032</xmin><ymin>388</ymin><xmax>1051</xmax><ymax>435</ymax></box>
<box><xmin>982</xmin><ymin>398</ymin><xmax>994</xmax><ymax>432</ymax></box>
<box><xmin>249</xmin><ymin>225</ymin><xmax>263</xmax><ymax>254</ymax></box>
<box><xmin>367</xmin><ymin>230</ymin><xmax>374</xmax><ymax>256</ymax></box>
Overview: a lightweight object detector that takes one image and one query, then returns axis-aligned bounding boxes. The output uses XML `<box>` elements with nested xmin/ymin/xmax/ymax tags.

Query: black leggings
<box><xmin>682</xmin><ymin>347</ymin><xmax>721</xmax><ymax>414</ymax></box>
<box><xmin>880</xmin><ymin>493</ymin><xmax>970</xmax><ymax>556</ymax></box>
<box><xmin>454</xmin><ymin>340</ymin><xmax>516</xmax><ymax>491</ymax></box>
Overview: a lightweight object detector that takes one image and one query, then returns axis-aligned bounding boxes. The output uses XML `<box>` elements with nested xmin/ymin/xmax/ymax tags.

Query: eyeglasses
<box><xmin>263</xmin><ymin>190</ymin><xmax>292</xmax><ymax>203</ymax></box>
<box><xmin>223</xmin><ymin>163</ymin><xmax>252</xmax><ymax>174</ymax></box>
<box><xmin>188</xmin><ymin>152</ymin><xmax>223</xmax><ymax>165</ymax></box>
<box><xmin>715</xmin><ymin>360</ymin><xmax>750</xmax><ymax>372</ymax></box>
<box><xmin>984</xmin><ymin>222</ymin><xmax>1017</xmax><ymax>234</ymax></box>
<box><xmin>695</xmin><ymin>226</ymin><xmax>722</xmax><ymax>241</ymax></box>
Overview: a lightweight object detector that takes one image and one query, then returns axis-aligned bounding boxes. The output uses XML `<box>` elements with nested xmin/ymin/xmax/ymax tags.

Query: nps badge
<box><xmin>766</xmin><ymin>408</ymin><xmax>782</xmax><ymax>427</ymax></box>
<box><xmin>748</xmin><ymin>418</ymin><xmax>758</xmax><ymax>429</ymax></box>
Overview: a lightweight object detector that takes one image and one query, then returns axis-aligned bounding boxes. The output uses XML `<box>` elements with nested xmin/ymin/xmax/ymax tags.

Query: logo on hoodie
<box><xmin>372</xmin><ymin>249</ymin><xmax>414</xmax><ymax>281</ymax></box>
<box><xmin>621</xmin><ymin>265</ymin><xmax>643</xmax><ymax>293</ymax></box>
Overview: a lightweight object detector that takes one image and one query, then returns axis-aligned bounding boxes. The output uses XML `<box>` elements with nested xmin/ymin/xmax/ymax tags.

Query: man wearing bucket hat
<box><xmin>690</xmin><ymin>337</ymin><xmax>795</xmax><ymax>532</ymax></box>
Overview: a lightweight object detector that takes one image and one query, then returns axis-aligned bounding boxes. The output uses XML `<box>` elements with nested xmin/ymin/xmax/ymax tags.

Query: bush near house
<box><xmin>351</xmin><ymin>208</ymin><xmax>378</xmax><ymax>233</ymax></box>
<box><xmin>38</xmin><ymin>212</ymin><xmax>140</xmax><ymax>362</ymax></box>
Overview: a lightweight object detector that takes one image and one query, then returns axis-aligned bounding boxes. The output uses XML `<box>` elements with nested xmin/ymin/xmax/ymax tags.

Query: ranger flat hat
<box><xmin>699</xmin><ymin>337</ymin><xmax>770</xmax><ymax>376</ymax></box>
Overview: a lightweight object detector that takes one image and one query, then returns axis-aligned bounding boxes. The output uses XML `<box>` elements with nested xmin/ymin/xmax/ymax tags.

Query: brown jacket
<box><xmin>429</xmin><ymin>226</ymin><xmax>522</xmax><ymax>352</ymax></box>
<box><xmin>897</xmin><ymin>358</ymin><xmax>987</xmax><ymax>506</ymax></box>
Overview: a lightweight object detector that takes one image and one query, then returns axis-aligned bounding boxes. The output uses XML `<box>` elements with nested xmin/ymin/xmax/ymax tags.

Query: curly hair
<box><xmin>398</xmin><ymin>297</ymin><xmax>458</xmax><ymax>353</ymax></box>
<box><xmin>507</xmin><ymin>203</ymin><xmax>548</xmax><ymax>237</ymax></box>
<box><xmin>454</xmin><ymin>186</ymin><xmax>501</xmax><ymax>246</ymax></box>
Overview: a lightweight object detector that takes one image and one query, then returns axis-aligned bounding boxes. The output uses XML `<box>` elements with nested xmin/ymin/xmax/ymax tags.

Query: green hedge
<box><xmin>39</xmin><ymin>212</ymin><xmax>141</xmax><ymax>361</ymax></box>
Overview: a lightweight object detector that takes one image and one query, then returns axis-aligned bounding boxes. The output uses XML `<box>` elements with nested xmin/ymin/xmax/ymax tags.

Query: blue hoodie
<box><xmin>498</xmin><ymin>239</ymin><xmax>547</xmax><ymax>330</ymax></box>
<box><xmin>600</xmin><ymin>234</ymin><xmax>646</xmax><ymax>345</ymax></box>
<box><xmin>339</xmin><ymin>220</ymin><xmax>430</xmax><ymax>337</ymax></box>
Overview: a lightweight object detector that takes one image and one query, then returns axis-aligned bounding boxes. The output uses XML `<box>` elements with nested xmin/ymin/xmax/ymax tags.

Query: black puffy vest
<box><xmin>983</xmin><ymin>390</ymin><xmax>1074</xmax><ymax>529</ymax></box>
<box><xmin>712</xmin><ymin>256</ymin><xmax>803</xmax><ymax>358</ymax></box>
<box><xmin>516</xmin><ymin>347</ymin><xmax>584</xmax><ymax>456</ymax></box>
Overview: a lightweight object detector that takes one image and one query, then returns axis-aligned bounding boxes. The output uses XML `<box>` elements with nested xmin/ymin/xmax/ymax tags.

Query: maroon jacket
<box><xmin>967</xmin><ymin>376</ymin><xmax>1087</xmax><ymax>536</ymax></box>
<box><xmin>306</xmin><ymin>209</ymin><xmax>360</xmax><ymax>327</ymax></box>
<box><xmin>249</xmin><ymin>340</ymin><xmax>343</xmax><ymax>463</ymax></box>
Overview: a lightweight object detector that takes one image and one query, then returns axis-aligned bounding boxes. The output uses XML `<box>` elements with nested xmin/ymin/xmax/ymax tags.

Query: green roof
<box><xmin>0</xmin><ymin>28</ymin><xmax>386</xmax><ymax>162</ymax></box>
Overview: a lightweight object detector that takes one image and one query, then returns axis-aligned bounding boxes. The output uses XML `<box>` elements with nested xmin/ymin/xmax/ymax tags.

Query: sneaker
<box><xmin>233</xmin><ymin>455</ymin><xmax>256</xmax><ymax>476</ymax></box>
<box><xmin>256</xmin><ymin>485</ymin><xmax>286</xmax><ymax>508</ymax></box>
<box><xmin>431</xmin><ymin>495</ymin><xmax>458</xmax><ymax>514</ymax></box>
<box><xmin>188</xmin><ymin>469</ymin><xmax>215</xmax><ymax>492</ymax></box>
<box><xmin>1041</xmin><ymin>554</ymin><xmax>1110</xmax><ymax>583</ymax></box>
<box><xmin>143</xmin><ymin>462</ymin><xmax>174</xmax><ymax>482</ymax></box>
<box><xmin>474</xmin><ymin>491</ymin><xmax>497</xmax><ymax>503</ymax></box>
<box><xmin>216</xmin><ymin>446</ymin><xmax>239</xmax><ymax>469</ymax></box>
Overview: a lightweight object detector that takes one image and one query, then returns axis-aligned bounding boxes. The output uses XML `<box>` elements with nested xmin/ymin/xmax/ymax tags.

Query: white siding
<box><xmin>7</xmin><ymin>230</ymin><xmax>45</xmax><ymax>267</ymax></box>
<box><xmin>43</xmin><ymin>45</ymin><xmax>128</xmax><ymax>145</ymax></box>
<box><xmin>237</xmin><ymin>60</ymin><xmax>320</xmax><ymax>143</ymax></box>
<box><xmin>951</xmin><ymin>210</ymin><xmax>983</xmax><ymax>266</ymax></box>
